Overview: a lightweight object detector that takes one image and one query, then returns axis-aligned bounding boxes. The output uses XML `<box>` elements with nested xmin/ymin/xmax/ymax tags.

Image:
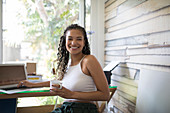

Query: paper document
<box><xmin>0</xmin><ymin>87</ymin><xmax>50</xmax><ymax>94</ymax></box>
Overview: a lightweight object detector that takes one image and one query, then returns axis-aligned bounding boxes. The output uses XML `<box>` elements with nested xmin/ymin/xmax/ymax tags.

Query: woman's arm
<box><xmin>17</xmin><ymin>80</ymin><xmax>50</xmax><ymax>88</ymax></box>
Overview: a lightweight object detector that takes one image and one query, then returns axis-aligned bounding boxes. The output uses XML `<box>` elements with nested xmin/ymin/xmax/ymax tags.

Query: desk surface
<box><xmin>0</xmin><ymin>86</ymin><xmax>117</xmax><ymax>99</ymax></box>
<box><xmin>0</xmin><ymin>91</ymin><xmax>57</xmax><ymax>99</ymax></box>
<box><xmin>0</xmin><ymin>87</ymin><xmax>56</xmax><ymax>99</ymax></box>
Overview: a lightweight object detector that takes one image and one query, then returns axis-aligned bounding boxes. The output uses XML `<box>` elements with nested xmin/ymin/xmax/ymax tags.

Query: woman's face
<box><xmin>65</xmin><ymin>29</ymin><xmax>85</xmax><ymax>55</ymax></box>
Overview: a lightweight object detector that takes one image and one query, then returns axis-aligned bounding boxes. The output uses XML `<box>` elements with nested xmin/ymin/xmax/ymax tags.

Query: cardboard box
<box><xmin>26</xmin><ymin>62</ymin><xmax>36</xmax><ymax>74</ymax></box>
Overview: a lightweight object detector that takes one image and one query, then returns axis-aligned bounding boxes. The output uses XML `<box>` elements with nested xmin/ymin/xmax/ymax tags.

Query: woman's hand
<box><xmin>17</xmin><ymin>80</ymin><xmax>36</xmax><ymax>88</ymax></box>
<box><xmin>50</xmin><ymin>84</ymin><xmax>74</xmax><ymax>99</ymax></box>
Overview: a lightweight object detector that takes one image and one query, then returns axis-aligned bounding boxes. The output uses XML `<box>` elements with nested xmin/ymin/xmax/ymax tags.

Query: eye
<box><xmin>67</xmin><ymin>36</ymin><xmax>73</xmax><ymax>40</ymax></box>
<box><xmin>77</xmin><ymin>37</ymin><xmax>83</xmax><ymax>41</ymax></box>
<box><xmin>77</xmin><ymin>38</ymin><xmax>82</xmax><ymax>41</ymax></box>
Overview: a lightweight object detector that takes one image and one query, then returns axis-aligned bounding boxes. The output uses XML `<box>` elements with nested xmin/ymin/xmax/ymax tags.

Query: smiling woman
<box><xmin>55</xmin><ymin>24</ymin><xmax>91</xmax><ymax>80</ymax></box>
<box><xmin>65</xmin><ymin>29</ymin><xmax>85</xmax><ymax>55</ymax></box>
<box><xmin>17</xmin><ymin>24</ymin><xmax>110</xmax><ymax>113</ymax></box>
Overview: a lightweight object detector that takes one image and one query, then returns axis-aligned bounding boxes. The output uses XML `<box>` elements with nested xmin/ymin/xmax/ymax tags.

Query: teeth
<box><xmin>71</xmin><ymin>47</ymin><xmax>78</xmax><ymax>49</ymax></box>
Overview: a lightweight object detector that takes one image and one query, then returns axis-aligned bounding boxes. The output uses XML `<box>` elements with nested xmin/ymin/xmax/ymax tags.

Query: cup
<box><xmin>50</xmin><ymin>80</ymin><xmax>62</xmax><ymax>89</ymax></box>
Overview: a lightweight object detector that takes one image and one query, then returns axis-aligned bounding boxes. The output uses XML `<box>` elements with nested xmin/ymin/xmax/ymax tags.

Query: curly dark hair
<box><xmin>56</xmin><ymin>24</ymin><xmax>90</xmax><ymax>80</ymax></box>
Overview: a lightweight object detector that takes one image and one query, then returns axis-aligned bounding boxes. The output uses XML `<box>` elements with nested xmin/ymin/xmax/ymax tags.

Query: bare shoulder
<box><xmin>83</xmin><ymin>55</ymin><xmax>97</xmax><ymax>63</ymax></box>
<box><xmin>83</xmin><ymin>55</ymin><xmax>100</xmax><ymax>68</ymax></box>
<box><xmin>83</xmin><ymin>55</ymin><xmax>104</xmax><ymax>78</ymax></box>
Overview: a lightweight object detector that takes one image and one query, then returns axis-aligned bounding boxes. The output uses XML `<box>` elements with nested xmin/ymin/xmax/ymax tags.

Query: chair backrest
<box><xmin>95</xmin><ymin>87</ymin><xmax>117</xmax><ymax>113</ymax></box>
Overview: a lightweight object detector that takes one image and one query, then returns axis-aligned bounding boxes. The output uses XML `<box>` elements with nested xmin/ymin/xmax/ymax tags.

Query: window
<box><xmin>1</xmin><ymin>0</ymin><xmax>80</xmax><ymax>78</ymax></box>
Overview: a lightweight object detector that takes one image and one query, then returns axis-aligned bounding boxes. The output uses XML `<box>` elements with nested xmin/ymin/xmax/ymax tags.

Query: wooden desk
<box><xmin>0</xmin><ymin>86</ymin><xmax>117</xmax><ymax>99</ymax></box>
<box><xmin>0</xmin><ymin>90</ymin><xmax>56</xmax><ymax>99</ymax></box>
<box><xmin>0</xmin><ymin>88</ymin><xmax>56</xmax><ymax>113</ymax></box>
<box><xmin>0</xmin><ymin>86</ymin><xmax>117</xmax><ymax>113</ymax></box>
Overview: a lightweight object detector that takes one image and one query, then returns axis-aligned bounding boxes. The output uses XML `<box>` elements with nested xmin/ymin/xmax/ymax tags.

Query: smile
<box><xmin>71</xmin><ymin>47</ymin><xmax>78</xmax><ymax>49</ymax></box>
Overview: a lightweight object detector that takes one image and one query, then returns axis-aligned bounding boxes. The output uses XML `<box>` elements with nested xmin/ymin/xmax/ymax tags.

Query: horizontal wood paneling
<box><xmin>110</xmin><ymin>98</ymin><xmax>132</xmax><ymax>113</ymax></box>
<box><xmin>106</xmin><ymin>0</ymin><xmax>170</xmax><ymax>28</ymax></box>
<box><xmin>105</xmin><ymin>44</ymin><xmax>148</xmax><ymax>51</ymax></box>
<box><xmin>148</xmin><ymin>31</ymin><xmax>170</xmax><ymax>47</ymax></box>
<box><xmin>127</xmin><ymin>47</ymin><xmax>170</xmax><ymax>56</ymax></box>
<box><xmin>105</xmin><ymin>35</ymin><xmax>148</xmax><ymax>47</ymax></box>
<box><xmin>111</xmin><ymin>80</ymin><xmax>137</xmax><ymax>97</ymax></box>
<box><xmin>105</xmin><ymin>50</ymin><xmax>126</xmax><ymax>56</ymax></box>
<box><xmin>110</xmin><ymin>91</ymin><xmax>136</xmax><ymax>113</ymax></box>
<box><xmin>120</xmin><ymin>63</ymin><xmax>170</xmax><ymax>73</ymax></box>
<box><xmin>105</xmin><ymin>0</ymin><xmax>170</xmax><ymax>112</ymax></box>
<box><xmin>105</xmin><ymin>55</ymin><xmax>170</xmax><ymax>66</ymax></box>
<box><xmin>111</xmin><ymin>74</ymin><xmax>138</xmax><ymax>87</ymax></box>
<box><xmin>105</xmin><ymin>55</ymin><xmax>129</xmax><ymax>62</ymax></box>
<box><xmin>108</xmin><ymin>6</ymin><xmax>170</xmax><ymax>32</ymax></box>
<box><xmin>117</xmin><ymin>0</ymin><xmax>146</xmax><ymax>14</ymax></box>
<box><xmin>105</xmin><ymin>0</ymin><xmax>126</xmax><ymax>13</ymax></box>
<box><xmin>115</xmin><ymin>90</ymin><xmax>136</xmax><ymax>104</ymax></box>
<box><xmin>105</xmin><ymin>62</ymin><xmax>170</xmax><ymax>73</ymax></box>
<box><xmin>106</xmin><ymin>47</ymin><xmax>170</xmax><ymax>56</ymax></box>
<box><xmin>105</xmin><ymin>7</ymin><xmax>117</xmax><ymax>21</ymax></box>
<box><xmin>105</xmin><ymin>0</ymin><xmax>116</xmax><ymax>8</ymax></box>
<box><xmin>105</xmin><ymin>15</ymin><xmax>170</xmax><ymax>41</ymax></box>
<box><xmin>126</xmin><ymin>55</ymin><xmax>170</xmax><ymax>66</ymax></box>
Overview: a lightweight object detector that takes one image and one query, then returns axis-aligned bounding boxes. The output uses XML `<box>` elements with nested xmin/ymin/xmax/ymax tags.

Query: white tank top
<box><xmin>62</xmin><ymin>56</ymin><xmax>96</xmax><ymax>92</ymax></box>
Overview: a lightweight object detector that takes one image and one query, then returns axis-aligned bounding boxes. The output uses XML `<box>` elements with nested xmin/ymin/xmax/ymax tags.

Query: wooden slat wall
<box><xmin>104</xmin><ymin>0</ymin><xmax>170</xmax><ymax>112</ymax></box>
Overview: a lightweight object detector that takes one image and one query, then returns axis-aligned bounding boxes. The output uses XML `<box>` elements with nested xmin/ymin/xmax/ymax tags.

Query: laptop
<box><xmin>0</xmin><ymin>64</ymin><xmax>27</xmax><ymax>90</ymax></box>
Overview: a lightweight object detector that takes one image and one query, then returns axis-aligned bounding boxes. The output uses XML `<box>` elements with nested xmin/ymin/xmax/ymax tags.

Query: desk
<box><xmin>0</xmin><ymin>89</ymin><xmax>56</xmax><ymax>99</ymax></box>
<box><xmin>0</xmin><ymin>86</ymin><xmax>116</xmax><ymax>99</ymax></box>
<box><xmin>0</xmin><ymin>88</ymin><xmax>56</xmax><ymax>113</ymax></box>
<box><xmin>0</xmin><ymin>86</ymin><xmax>117</xmax><ymax>113</ymax></box>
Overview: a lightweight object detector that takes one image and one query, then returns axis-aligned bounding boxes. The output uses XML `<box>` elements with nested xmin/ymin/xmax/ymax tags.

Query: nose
<box><xmin>71</xmin><ymin>39</ymin><xmax>77</xmax><ymax>45</ymax></box>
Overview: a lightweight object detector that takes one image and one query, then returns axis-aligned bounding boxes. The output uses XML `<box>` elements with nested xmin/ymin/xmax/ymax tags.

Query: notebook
<box><xmin>0</xmin><ymin>64</ymin><xmax>27</xmax><ymax>90</ymax></box>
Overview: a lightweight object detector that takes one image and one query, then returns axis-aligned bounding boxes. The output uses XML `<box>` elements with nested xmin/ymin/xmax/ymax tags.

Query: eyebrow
<box><xmin>67</xmin><ymin>36</ymin><xmax>83</xmax><ymax>38</ymax></box>
<box><xmin>77</xmin><ymin>36</ymin><xmax>83</xmax><ymax>38</ymax></box>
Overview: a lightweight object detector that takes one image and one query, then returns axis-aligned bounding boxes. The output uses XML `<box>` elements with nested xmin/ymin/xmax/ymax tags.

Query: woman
<box><xmin>18</xmin><ymin>24</ymin><xmax>110</xmax><ymax>113</ymax></box>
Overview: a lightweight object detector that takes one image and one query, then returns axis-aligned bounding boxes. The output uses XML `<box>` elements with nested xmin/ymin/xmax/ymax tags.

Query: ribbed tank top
<box><xmin>62</xmin><ymin>56</ymin><xmax>96</xmax><ymax>92</ymax></box>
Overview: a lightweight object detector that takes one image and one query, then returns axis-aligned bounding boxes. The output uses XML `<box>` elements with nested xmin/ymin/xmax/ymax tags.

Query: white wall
<box><xmin>79</xmin><ymin>0</ymin><xmax>85</xmax><ymax>27</ymax></box>
<box><xmin>90</xmin><ymin>0</ymin><xmax>105</xmax><ymax>67</ymax></box>
<box><xmin>0</xmin><ymin>0</ymin><xmax>2</xmax><ymax>64</ymax></box>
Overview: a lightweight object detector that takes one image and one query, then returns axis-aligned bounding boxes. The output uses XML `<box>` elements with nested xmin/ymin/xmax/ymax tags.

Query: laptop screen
<box><xmin>0</xmin><ymin>64</ymin><xmax>27</xmax><ymax>86</ymax></box>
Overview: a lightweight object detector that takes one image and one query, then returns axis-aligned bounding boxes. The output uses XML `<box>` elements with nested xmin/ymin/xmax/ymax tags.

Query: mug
<box><xmin>50</xmin><ymin>80</ymin><xmax>62</xmax><ymax>89</ymax></box>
